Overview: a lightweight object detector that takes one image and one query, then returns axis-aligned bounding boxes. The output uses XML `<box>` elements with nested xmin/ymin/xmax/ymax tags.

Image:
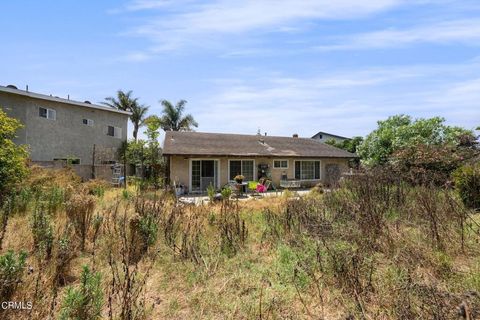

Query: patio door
<box><xmin>191</xmin><ymin>160</ymin><xmax>219</xmax><ymax>193</ymax></box>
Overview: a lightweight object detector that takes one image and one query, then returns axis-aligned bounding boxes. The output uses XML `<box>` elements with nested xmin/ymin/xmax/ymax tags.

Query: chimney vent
<box><xmin>292</xmin><ymin>133</ymin><xmax>299</xmax><ymax>138</ymax></box>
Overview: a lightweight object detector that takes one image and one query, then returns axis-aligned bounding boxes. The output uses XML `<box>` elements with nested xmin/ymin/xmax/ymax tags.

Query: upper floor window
<box><xmin>83</xmin><ymin>118</ymin><xmax>94</xmax><ymax>126</ymax></box>
<box><xmin>39</xmin><ymin>107</ymin><xmax>56</xmax><ymax>120</ymax></box>
<box><xmin>107</xmin><ymin>125</ymin><xmax>122</xmax><ymax>138</ymax></box>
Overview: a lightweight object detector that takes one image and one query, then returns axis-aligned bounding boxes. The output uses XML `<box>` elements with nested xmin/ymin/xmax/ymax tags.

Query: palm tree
<box><xmin>159</xmin><ymin>99</ymin><xmax>198</xmax><ymax>131</ymax></box>
<box><xmin>102</xmin><ymin>90</ymin><xmax>138</xmax><ymax>111</ymax></box>
<box><xmin>130</xmin><ymin>102</ymin><xmax>149</xmax><ymax>141</ymax></box>
<box><xmin>102</xmin><ymin>90</ymin><xmax>149</xmax><ymax>141</ymax></box>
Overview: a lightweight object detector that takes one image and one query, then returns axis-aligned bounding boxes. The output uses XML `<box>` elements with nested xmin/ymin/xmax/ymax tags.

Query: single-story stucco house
<box><xmin>163</xmin><ymin>131</ymin><xmax>357</xmax><ymax>193</ymax></box>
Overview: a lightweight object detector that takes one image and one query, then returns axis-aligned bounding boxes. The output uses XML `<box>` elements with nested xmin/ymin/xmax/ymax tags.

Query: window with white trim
<box><xmin>83</xmin><ymin>118</ymin><xmax>94</xmax><ymax>126</ymax></box>
<box><xmin>273</xmin><ymin>160</ymin><xmax>288</xmax><ymax>169</ymax></box>
<box><xmin>295</xmin><ymin>161</ymin><xmax>320</xmax><ymax>180</ymax></box>
<box><xmin>107</xmin><ymin>125</ymin><xmax>122</xmax><ymax>138</ymax></box>
<box><xmin>39</xmin><ymin>107</ymin><xmax>56</xmax><ymax>120</ymax></box>
<box><xmin>229</xmin><ymin>160</ymin><xmax>254</xmax><ymax>181</ymax></box>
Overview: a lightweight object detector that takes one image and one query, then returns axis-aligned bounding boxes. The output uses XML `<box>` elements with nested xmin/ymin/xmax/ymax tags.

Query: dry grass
<box><xmin>1</xmin><ymin>167</ymin><xmax>480</xmax><ymax>319</ymax></box>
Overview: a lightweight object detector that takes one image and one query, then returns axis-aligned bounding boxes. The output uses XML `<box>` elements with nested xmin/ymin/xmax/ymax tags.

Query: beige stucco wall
<box><xmin>169</xmin><ymin>155</ymin><xmax>350</xmax><ymax>192</ymax></box>
<box><xmin>0</xmin><ymin>91</ymin><xmax>128</xmax><ymax>165</ymax></box>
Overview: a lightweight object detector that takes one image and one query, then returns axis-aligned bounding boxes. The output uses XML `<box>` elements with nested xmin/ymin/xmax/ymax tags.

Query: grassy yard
<box><xmin>1</xmin><ymin>166</ymin><xmax>480</xmax><ymax>319</ymax></box>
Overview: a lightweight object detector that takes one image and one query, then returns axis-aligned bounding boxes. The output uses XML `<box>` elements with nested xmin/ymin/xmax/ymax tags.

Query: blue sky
<box><xmin>1</xmin><ymin>0</ymin><xmax>480</xmax><ymax>140</ymax></box>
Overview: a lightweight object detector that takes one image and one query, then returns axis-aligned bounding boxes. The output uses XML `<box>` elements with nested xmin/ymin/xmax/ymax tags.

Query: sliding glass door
<box><xmin>191</xmin><ymin>160</ymin><xmax>219</xmax><ymax>192</ymax></box>
<box><xmin>229</xmin><ymin>160</ymin><xmax>254</xmax><ymax>181</ymax></box>
<box><xmin>294</xmin><ymin>160</ymin><xmax>321</xmax><ymax>180</ymax></box>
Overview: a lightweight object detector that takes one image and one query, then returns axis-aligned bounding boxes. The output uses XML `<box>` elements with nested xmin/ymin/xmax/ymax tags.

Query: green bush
<box><xmin>207</xmin><ymin>184</ymin><xmax>216</xmax><ymax>202</ymax></box>
<box><xmin>122</xmin><ymin>189</ymin><xmax>131</xmax><ymax>200</ymax></box>
<box><xmin>453</xmin><ymin>163</ymin><xmax>480</xmax><ymax>210</ymax></box>
<box><xmin>16</xmin><ymin>187</ymin><xmax>32</xmax><ymax>214</ymax></box>
<box><xmin>139</xmin><ymin>214</ymin><xmax>159</xmax><ymax>248</ymax></box>
<box><xmin>44</xmin><ymin>186</ymin><xmax>65</xmax><ymax>214</ymax></box>
<box><xmin>0</xmin><ymin>109</ymin><xmax>28</xmax><ymax>205</ymax></box>
<box><xmin>0</xmin><ymin>249</ymin><xmax>27</xmax><ymax>300</ymax></box>
<box><xmin>92</xmin><ymin>186</ymin><xmax>105</xmax><ymax>198</ymax></box>
<box><xmin>221</xmin><ymin>187</ymin><xmax>232</xmax><ymax>200</ymax></box>
<box><xmin>31</xmin><ymin>209</ymin><xmax>54</xmax><ymax>259</ymax></box>
<box><xmin>59</xmin><ymin>265</ymin><xmax>103</xmax><ymax>320</ymax></box>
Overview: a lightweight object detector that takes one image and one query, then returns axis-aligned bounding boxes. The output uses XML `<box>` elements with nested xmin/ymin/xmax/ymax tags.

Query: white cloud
<box><xmin>316</xmin><ymin>19</ymin><xmax>480</xmax><ymax>50</ymax></box>
<box><xmin>191</xmin><ymin>62</ymin><xmax>480</xmax><ymax>137</ymax></box>
<box><xmin>123</xmin><ymin>0</ymin><xmax>403</xmax><ymax>51</ymax></box>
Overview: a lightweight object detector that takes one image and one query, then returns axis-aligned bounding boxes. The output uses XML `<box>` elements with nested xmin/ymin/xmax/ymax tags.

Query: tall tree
<box><xmin>102</xmin><ymin>90</ymin><xmax>138</xmax><ymax>111</ymax></box>
<box><xmin>325</xmin><ymin>136</ymin><xmax>364</xmax><ymax>154</ymax></box>
<box><xmin>129</xmin><ymin>103</ymin><xmax>149</xmax><ymax>141</ymax></box>
<box><xmin>357</xmin><ymin>115</ymin><xmax>475</xmax><ymax>166</ymax></box>
<box><xmin>158</xmin><ymin>100</ymin><xmax>198</xmax><ymax>131</ymax></box>
<box><xmin>102</xmin><ymin>90</ymin><xmax>149</xmax><ymax>141</ymax></box>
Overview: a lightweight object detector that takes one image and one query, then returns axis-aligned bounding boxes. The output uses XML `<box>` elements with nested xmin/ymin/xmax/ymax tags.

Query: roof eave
<box><xmin>0</xmin><ymin>86</ymin><xmax>132</xmax><ymax>116</ymax></box>
<box><xmin>163</xmin><ymin>152</ymin><xmax>357</xmax><ymax>158</ymax></box>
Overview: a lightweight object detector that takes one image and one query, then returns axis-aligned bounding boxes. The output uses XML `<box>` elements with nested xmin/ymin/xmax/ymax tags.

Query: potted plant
<box><xmin>234</xmin><ymin>174</ymin><xmax>245</xmax><ymax>184</ymax></box>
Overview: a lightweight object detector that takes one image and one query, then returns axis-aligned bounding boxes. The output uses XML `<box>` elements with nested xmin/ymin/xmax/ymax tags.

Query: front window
<box><xmin>273</xmin><ymin>160</ymin><xmax>288</xmax><ymax>169</ymax></box>
<box><xmin>295</xmin><ymin>161</ymin><xmax>320</xmax><ymax>180</ymax></box>
<box><xmin>229</xmin><ymin>160</ymin><xmax>254</xmax><ymax>181</ymax></box>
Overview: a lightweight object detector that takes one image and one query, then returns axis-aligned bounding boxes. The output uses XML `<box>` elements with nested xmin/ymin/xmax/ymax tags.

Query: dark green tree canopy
<box><xmin>357</xmin><ymin>115</ymin><xmax>475</xmax><ymax>166</ymax></box>
<box><xmin>325</xmin><ymin>136</ymin><xmax>364</xmax><ymax>154</ymax></box>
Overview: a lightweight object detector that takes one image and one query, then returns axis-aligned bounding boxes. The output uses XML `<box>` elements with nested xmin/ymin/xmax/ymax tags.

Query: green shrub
<box><xmin>221</xmin><ymin>187</ymin><xmax>232</xmax><ymax>200</ymax></box>
<box><xmin>0</xmin><ymin>109</ymin><xmax>28</xmax><ymax>205</ymax></box>
<box><xmin>0</xmin><ymin>249</ymin><xmax>28</xmax><ymax>300</ymax></box>
<box><xmin>139</xmin><ymin>214</ymin><xmax>158</xmax><ymax>248</ymax></box>
<box><xmin>92</xmin><ymin>186</ymin><xmax>105</xmax><ymax>198</ymax></box>
<box><xmin>453</xmin><ymin>163</ymin><xmax>480</xmax><ymax>210</ymax></box>
<box><xmin>31</xmin><ymin>208</ymin><xmax>54</xmax><ymax>259</ymax></box>
<box><xmin>122</xmin><ymin>189</ymin><xmax>131</xmax><ymax>200</ymax></box>
<box><xmin>207</xmin><ymin>184</ymin><xmax>216</xmax><ymax>202</ymax></box>
<box><xmin>41</xmin><ymin>186</ymin><xmax>65</xmax><ymax>214</ymax></box>
<box><xmin>59</xmin><ymin>265</ymin><xmax>103</xmax><ymax>320</ymax></box>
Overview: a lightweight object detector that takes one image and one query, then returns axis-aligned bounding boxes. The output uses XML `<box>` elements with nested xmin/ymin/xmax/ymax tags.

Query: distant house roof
<box><xmin>0</xmin><ymin>85</ymin><xmax>131</xmax><ymax>115</ymax></box>
<box><xmin>311</xmin><ymin>131</ymin><xmax>350</xmax><ymax>140</ymax></box>
<box><xmin>163</xmin><ymin>131</ymin><xmax>357</xmax><ymax>158</ymax></box>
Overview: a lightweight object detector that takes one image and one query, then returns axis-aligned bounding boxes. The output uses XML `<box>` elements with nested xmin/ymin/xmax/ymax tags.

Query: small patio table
<box><xmin>234</xmin><ymin>182</ymin><xmax>248</xmax><ymax>197</ymax></box>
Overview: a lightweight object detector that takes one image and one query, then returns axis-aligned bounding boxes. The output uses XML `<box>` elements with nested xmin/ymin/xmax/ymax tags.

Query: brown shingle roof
<box><xmin>163</xmin><ymin>131</ymin><xmax>357</xmax><ymax>158</ymax></box>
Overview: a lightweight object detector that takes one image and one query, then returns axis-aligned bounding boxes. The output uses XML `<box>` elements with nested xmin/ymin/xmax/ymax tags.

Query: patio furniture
<box><xmin>236</xmin><ymin>182</ymin><xmax>248</xmax><ymax>197</ymax></box>
<box><xmin>280</xmin><ymin>179</ymin><xmax>301</xmax><ymax>189</ymax></box>
<box><xmin>248</xmin><ymin>181</ymin><xmax>260</xmax><ymax>196</ymax></box>
<box><xmin>256</xmin><ymin>184</ymin><xmax>267</xmax><ymax>193</ymax></box>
